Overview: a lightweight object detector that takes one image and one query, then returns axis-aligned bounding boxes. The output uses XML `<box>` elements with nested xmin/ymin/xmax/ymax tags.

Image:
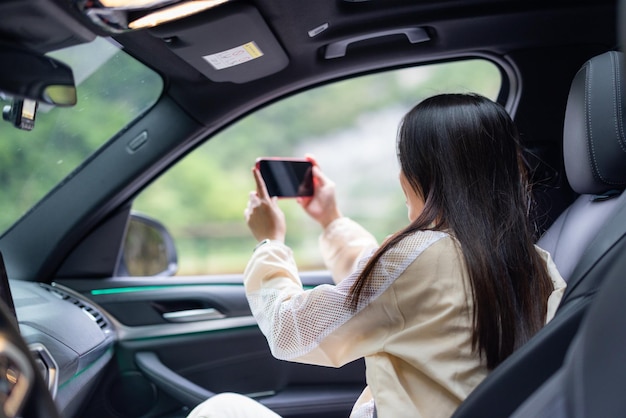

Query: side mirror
<box><xmin>117</xmin><ymin>213</ymin><xmax>178</xmax><ymax>277</ymax></box>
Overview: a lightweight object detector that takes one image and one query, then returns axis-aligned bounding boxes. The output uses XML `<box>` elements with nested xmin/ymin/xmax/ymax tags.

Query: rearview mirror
<box><xmin>0</xmin><ymin>44</ymin><xmax>77</xmax><ymax>106</ymax></box>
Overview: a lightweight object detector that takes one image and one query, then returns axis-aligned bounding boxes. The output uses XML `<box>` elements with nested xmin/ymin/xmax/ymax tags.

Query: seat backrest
<box><xmin>451</xmin><ymin>50</ymin><xmax>626</xmax><ymax>418</ymax></box>
<box><xmin>538</xmin><ymin>50</ymin><xmax>626</xmax><ymax>281</ymax></box>
<box><xmin>510</xmin><ymin>231</ymin><xmax>626</xmax><ymax>417</ymax></box>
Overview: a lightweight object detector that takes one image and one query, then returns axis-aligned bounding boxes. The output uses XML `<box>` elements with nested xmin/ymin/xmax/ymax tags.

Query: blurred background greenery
<box><xmin>0</xmin><ymin>38</ymin><xmax>163</xmax><ymax>239</ymax></box>
<box><xmin>133</xmin><ymin>59</ymin><xmax>501</xmax><ymax>275</ymax></box>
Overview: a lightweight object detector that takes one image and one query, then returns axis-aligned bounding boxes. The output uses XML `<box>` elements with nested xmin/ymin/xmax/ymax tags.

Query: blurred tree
<box><xmin>134</xmin><ymin>59</ymin><xmax>501</xmax><ymax>275</ymax></box>
<box><xmin>0</xmin><ymin>40</ymin><xmax>162</xmax><ymax>234</ymax></box>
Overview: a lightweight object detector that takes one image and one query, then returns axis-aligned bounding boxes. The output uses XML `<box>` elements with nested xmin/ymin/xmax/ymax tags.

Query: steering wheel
<box><xmin>0</xmin><ymin>301</ymin><xmax>60</xmax><ymax>418</ymax></box>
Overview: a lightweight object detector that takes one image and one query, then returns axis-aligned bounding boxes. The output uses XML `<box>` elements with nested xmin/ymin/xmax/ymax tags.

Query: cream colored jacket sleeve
<box><xmin>243</xmin><ymin>218</ymin><xmax>448</xmax><ymax>366</ymax></box>
<box><xmin>318</xmin><ymin>217</ymin><xmax>378</xmax><ymax>283</ymax></box>
<box><xmin>537</xmin><ymin>246</ymin><xmax>567</xmax><ymax>322</ymax></box>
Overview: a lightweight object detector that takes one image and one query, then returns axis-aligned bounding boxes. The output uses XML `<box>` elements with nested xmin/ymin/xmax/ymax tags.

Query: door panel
<box><xmin>58</xmin><ymin>272</ymin><xmax>366</xmax><ymax>418</ymax></box>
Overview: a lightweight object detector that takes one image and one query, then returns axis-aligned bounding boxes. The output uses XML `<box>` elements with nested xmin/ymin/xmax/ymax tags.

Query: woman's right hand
<box><xmin>298</xmin><ymin>162</ymin><xmax>342</xmax><ymax>228</ymax></box>
<box><xmin>245</xmin><ymin>167</ymin><xmax>287</xmax><ymax>243</ymax></box>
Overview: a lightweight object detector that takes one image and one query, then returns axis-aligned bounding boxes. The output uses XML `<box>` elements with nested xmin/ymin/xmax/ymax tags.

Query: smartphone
<box><xmin>256</xmin><ymin>158</ymin><xmax>314</xmax><ymax>198</ymax></box>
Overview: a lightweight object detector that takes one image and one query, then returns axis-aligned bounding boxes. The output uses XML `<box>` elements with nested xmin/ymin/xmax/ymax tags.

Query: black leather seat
<box><xmin>511</xmin><ymin>235</ymin><xmax>626</xmax><ymax>417</ymax></box>
<box><xmin>451</xmin><ymin>50</ymin><xmax>626</xmax><ymax>418</ymax></box>
<box><xmin>538</xmin><ymin>50</ymin><xmax>626</xmax><ymax>281</ymax></box>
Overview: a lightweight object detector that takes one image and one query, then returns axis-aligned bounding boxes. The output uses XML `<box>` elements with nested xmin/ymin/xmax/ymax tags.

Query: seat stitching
<box><xmin>586</xmin><ymin>61</ymin><xmax>601</xmax><ymax>185</ymax></box>
<box><xmin>608</xmin><ymin>51</ymin><xmax>626</xmax><ymax>185</ymax></box>
<box><xmin>595</xmin><ymin>52</ymin><xmax>626</xmax><ymax>186</ymax></box>
<box><xmin>612</xmin><ymin>51</ymin><xmax>626</xmax><ymax>151</ymax></box>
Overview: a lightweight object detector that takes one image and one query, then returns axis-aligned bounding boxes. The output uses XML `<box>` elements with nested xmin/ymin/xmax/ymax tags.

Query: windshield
<box><xmin>0</xmin><ymin>37</ymin><xmax>163</xmax><ymax>236</ymax></box>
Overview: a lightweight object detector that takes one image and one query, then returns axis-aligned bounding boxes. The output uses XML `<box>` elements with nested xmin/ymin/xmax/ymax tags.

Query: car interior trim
<box><xmin>324</xmin><ymin>26</ymin><xmax>431</xmax><ymax>59</ymax></box>
<box><xmin>135</xmin><ymin>351</ymin><xmax>216</xmax><ymax>405</ymax></box>
<box><xmin>28</xmin><ymin>342</ymin><xmax>59</xmax><ymax>399</ymax></box>
<box><xmin>90</xmin><ymin>283</ymin><xmax>244</xmax><ymax>296</ymax></box>
<box><xmin>114</xmin><ymin>316</ymin><xmax>258</xmax><ymax>341</ymax></box>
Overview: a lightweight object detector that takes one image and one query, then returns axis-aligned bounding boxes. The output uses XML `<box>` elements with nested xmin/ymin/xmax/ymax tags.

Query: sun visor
<box><xmin>150</xmin><ymin>3</ymin><xmax>288</xmax><ymax>84</ymax></box>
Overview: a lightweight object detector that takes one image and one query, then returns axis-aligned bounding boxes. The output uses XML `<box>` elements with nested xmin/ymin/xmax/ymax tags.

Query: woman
<box><xmin>188</xmin><ymin>93</ymin><xmax>566</xmax><ymax>418</ymax></box>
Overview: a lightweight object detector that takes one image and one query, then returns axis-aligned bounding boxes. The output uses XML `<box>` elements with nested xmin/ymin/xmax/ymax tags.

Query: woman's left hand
<box><xmin>245</xmin><ymin>167</ymin><xmax>287</xmax><ymax>243</ymax></box>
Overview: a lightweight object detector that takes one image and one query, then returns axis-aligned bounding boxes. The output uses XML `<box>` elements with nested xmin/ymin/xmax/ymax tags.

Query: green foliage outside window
<box><xmin>134</xmin><ymin>59</ymin><xmax>501</xmax><ymax>275</ymax></box>
<box><xmin>0</xmin><ymin>38</ymin><xmax>163</xmax><ymax>236</ymax></box>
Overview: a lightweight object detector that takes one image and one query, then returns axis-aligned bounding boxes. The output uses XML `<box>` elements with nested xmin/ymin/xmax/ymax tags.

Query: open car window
<box><xmin>133</xmin><ymin>58</ymin><xmax>502</xmax><ymax>275</ymax></box>
<box><xmin>0</xmin><ymin>37</ymin><xmax>163</xmax><ymax>237</ymax></box>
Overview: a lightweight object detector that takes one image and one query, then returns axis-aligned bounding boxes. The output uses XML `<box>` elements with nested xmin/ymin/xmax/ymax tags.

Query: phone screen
<box><xmin>257</xmin><ymin>159</ymin><xmax>314</xmax><ymax>198</ymax></box>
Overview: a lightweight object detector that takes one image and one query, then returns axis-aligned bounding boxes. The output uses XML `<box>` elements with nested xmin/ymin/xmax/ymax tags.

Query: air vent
<box><xmin>40</xmin><ymin>284</ymin><xmax>111</xmax><ymax>332</ymax></box>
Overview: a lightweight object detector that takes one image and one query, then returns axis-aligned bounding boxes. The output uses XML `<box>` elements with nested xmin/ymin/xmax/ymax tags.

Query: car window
<box><xmin>133</xmin><ymin>58</ymin><xmax>502</xmax><ymax>275</ymax></box>
<box><xmin>0</xmin><ymin>37</ymin><xmax>163</xmax><ymax>237</ymax></box>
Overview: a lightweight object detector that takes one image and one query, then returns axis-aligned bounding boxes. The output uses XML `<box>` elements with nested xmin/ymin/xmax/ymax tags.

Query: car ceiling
<box><xmin>0</xmin><ymin>0</ymin><xmax>617</xmax><ymax>129</ymax></box>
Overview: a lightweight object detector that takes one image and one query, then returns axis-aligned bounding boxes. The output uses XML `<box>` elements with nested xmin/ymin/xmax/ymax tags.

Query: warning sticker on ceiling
<box><xmin>203</xmin><ymin>42</ymin><xmax>264</xmax><ymax>70</ymax></box>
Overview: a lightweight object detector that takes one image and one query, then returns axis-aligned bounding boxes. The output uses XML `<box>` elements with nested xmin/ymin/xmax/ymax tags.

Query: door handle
<box><xmin>162</xmin><ymin>308</ymin><xmax>226</xmax><ymax>323</ymax></box>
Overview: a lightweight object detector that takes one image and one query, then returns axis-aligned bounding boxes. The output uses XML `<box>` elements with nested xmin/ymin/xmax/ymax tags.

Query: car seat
<box><xmin>451</xmin><ymin>50</ymin><xmax>626</xmax><ymax>418</ymax></box>
<box><xmin>510</xmin><ymin>235</ymin><xmax>626</xmax><ymax>417</ymax></box>
<box><xmin>537</xmin><ymin>50</ymin><xmax>626</xmax><ymax>281</ymax></box>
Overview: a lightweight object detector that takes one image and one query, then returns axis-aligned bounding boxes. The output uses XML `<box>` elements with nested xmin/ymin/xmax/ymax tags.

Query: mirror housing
<box><xmin>117</xmin><ymin>213</ymin><xmax>178</xmax><ymax>277</ymax></box>
<box><xmin>0</xmin><ymin>44</ymin><xmax>77</xmax><ymax>106</ymax></box>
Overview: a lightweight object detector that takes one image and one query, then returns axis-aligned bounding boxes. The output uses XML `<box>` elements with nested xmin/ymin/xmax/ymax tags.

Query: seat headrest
<box><xmin>564</xmin><ymin>51</ymin><xmax>626</xmax><ymax>195</ymax></box>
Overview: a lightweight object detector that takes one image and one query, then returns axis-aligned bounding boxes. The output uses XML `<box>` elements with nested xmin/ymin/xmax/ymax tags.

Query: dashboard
<box><xmin>12</xmin><ymin>280</ymin><xmax>115</xmax><ymax>417</ymax></box>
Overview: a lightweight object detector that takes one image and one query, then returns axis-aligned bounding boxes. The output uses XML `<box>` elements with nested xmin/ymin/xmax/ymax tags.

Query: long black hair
<box><xmin>348</xmin><ymin>93</ymin><xmax>553</xmax><ymax>370</ymax></box>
